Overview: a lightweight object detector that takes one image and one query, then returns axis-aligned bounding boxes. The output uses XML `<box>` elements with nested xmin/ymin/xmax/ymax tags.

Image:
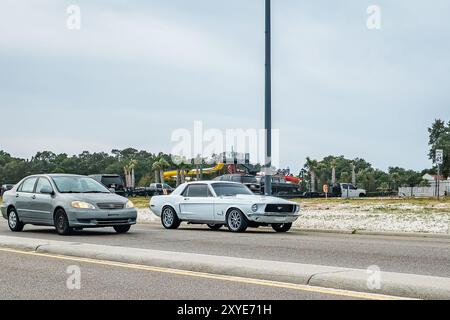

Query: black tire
<box><xmin>226</xmin><ymin>209</ymin><xmax>248</xmax><ymax>233</ymax></box>
<box><xmin>272</xmin><ymin>223</ymin><xmax>292</xmax><ymax>233</ymax></box>
<box><xmin>7</xmin><ymin>208</ymin><xmax>24</xmax><ymax>232</ymax></box>
<box><xmin>54</xmin><ymin>209</ymin><xmax>72</xmax><ymax>235</ymax></box>
<box><xmin>114</xmin><ymin>225</ymin><xmax>131</xmax><ymax>233</ymax></box>
<box><xmin>359</xmin><ymin>193</ymin><xmax>366</xmax><ymax>197</ymax></box>
<box><xmin>161</xmin><ymin>206</ymin><xmax>181</xmax><ymax>229</ymax></box>
<box><xmin>207</xmin><ymin>224</ymin><xmax>222</xmax><ymax>230</ymax></box>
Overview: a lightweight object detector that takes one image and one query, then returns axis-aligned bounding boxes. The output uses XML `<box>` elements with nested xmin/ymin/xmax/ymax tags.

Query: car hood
<box><xmin>62</xmin><ymin>193</ymin><xmax>128</xmax><ymax>204</ymax></box>
<box><xmin>223</xmin><ymin>194</ymin><xmax>297</xmax><ymax>205</ymax></box>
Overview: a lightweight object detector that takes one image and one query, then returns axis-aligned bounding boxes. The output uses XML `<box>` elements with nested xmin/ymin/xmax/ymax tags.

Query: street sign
<box><xmin>436</xmin><ymin>149</ymin><xmax>444</xmax><ymax>165</ymax></box>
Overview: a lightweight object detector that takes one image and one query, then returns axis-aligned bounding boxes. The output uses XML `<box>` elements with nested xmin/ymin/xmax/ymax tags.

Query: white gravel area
<box><xmin>137</xmin><ymin>205</ymin><xmax>450</xmax><ymax>234</ymax></box>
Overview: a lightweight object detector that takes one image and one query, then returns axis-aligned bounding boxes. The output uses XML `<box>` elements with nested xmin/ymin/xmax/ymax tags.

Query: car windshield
<box><xmin>212</xmin><ymin>183</ymin><xmax>253</xmax><ymax>196</ymax></box>
<box><xmin>52</xmin><ymin>176</ymin><xmax>110</xmax><ymax>193</ymax></box>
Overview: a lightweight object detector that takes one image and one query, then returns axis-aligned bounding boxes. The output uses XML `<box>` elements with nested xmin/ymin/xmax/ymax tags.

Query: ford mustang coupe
<box><xmin>150</xmin><ymin>181</ymin><xmax>300</xmax><ymax>232</ymax></box>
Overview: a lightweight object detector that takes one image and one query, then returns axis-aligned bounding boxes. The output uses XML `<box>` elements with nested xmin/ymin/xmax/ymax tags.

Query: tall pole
<box><xmin>264</xmin><ymin>0</ymin><xmax>272</xmax><ymax>196</ymax></box>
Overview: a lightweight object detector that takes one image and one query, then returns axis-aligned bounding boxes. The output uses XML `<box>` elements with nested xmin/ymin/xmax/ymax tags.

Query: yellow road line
<box><xmin>0</xmin><ymin>247</ymin><xmax>410</xmax><ymax>300</ymax></box>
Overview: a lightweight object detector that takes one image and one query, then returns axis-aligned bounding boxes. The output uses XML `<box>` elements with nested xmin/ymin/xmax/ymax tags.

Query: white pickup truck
<box><xmin>336</xmin><ymin>183</ymin><xmax>366</xmax><ymax>198</ymax></box>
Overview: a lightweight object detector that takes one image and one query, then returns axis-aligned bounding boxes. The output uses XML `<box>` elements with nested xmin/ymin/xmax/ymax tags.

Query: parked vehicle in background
<box><xmin>1</xmin><ymin>184</ymin><xmax>15</xmax><ymax>196</ymax></box>
<box><xmin>258</xmin><ymin>176</ymin><xmax>302</xmax><ymax>197</ymax></box>
<box><xmin>150</xmin><ymin>181</ymin><xmax>300</xmax><ymax>233</ymax></box>
<box><xmin>148</xmin><ymin>183</ymin><xmax>174</xmax><ymax>196</ymax></box>
<box><xmin>332</xmin><ymin>183</ymin><xmax>366</xmax><ymax>198</ymax></box>
<box><xmin>0</xmin><ymin>174</ymin><xmax>137</xmax><ymax>235</ymax></box>
<box><xmin>214</xmin><ymin>174</ymin><xmax>261</xmax><ymax>194</ymax></box>
<box><xmin>89</xmin><ymin>174</ymin><xmax>128</xmax><ymax>196</ymax></box>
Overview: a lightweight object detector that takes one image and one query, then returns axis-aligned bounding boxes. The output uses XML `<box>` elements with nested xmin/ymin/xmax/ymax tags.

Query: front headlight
<box><xmin>126</xmin><ymin>200</ymin><xmax>135</xmax><ymax>209</ymax></box>
<box><xmin>251</xmin><ymin>204</ymin><xmax>258</xmax><ymax>212</ymax></box>
<box><xmin>71</xmin><ymin>201</ymin><xmax>95</xmax><ymax>210</ymax></box>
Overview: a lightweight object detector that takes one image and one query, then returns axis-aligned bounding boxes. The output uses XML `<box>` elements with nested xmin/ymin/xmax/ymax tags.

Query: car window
<box><xmin>101</xmin><ymin>176</ymin><xmax>123</xmax><ymax>186</ymax></box>
<box><xmin>212</xmin><ymin>183</ymin><xmax>253</xmax><ymax>196</ymax></box>
<box><xmin>186</xmin><ymin>184</ymin><xmax>209</xmax><ymax>197</ymax></box>
<box><xmin>231</xmin><ymin>176</ymin><xmax>241</xmax><ymax>182</ymax></box>
<box><xmin>242</xmin><ymin>176</ymin><xmax>257</xmax><ymax>184</ymax></box>
<box><xmin>36</xmin><ymin>178</ymin><xmax>53</xmax><ymax>193</ymax></box>
<box><xmin>18</xmin><ymin>177</ymin><xmax>38</xmax><ymax>193</ymax></box>
<box><xmin>342</xmin><ymin>184</ymin><xmax>348</xmax><ymax>189</ymax></box>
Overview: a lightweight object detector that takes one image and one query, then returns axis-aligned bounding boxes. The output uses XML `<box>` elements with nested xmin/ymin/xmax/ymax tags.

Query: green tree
<box><xmin>428</xmin><ymin>119</ymin><xmax>450</xmax><ymax>178</ymax></box>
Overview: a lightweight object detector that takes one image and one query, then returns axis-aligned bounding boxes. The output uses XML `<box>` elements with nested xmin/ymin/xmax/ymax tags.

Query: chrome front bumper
<box><xmin>246</xmin><ymin>212</ymin><xmax>300</xmax><ymax>224</ymax></box>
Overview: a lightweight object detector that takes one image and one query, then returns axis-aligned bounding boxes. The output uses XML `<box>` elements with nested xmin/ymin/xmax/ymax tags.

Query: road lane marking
<box><xmin>0</xmin><ymin>247</ymin><xmax>412</xmax><ymax>300</ymax></box>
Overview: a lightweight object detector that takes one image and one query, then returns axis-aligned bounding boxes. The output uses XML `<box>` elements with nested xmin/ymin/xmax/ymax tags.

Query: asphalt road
<box><xmin>0</xmin><ymin>250</ymin><xmax>360</xmax><ymax>300</ymax></box>
<box><xmin>0</xmin><ymin>222</ymin><xmax>449</xmax><ymax>278</ymax></box>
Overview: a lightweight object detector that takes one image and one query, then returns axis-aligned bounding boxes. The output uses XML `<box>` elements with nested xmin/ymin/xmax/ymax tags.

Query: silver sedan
<box><xmin>1</xmin><ymin>174</ymin><xmax>137</xmax><ymax>235</ymax></box>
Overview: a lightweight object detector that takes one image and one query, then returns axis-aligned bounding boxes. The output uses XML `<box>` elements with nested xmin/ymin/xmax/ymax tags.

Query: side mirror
<box><xmin>40</xmin><ymin>187</ymin><xmax>54</xmax><ymax>195</ymax></box>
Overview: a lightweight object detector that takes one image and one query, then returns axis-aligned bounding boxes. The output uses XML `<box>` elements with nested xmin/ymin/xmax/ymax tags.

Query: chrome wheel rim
<box><xmin>163</xmin><ymin>208</ymin><xmax>174</xmax><ymax>227</ymax></box>
<box><xmin>9</xmin><ymin>211</ymin><xmax>17</xmax><ymax>228</ymax></box>
<box><xmin>228</xmin><ymin>210</ymin><xmax>241</xmax><ymax>230</ymax></box>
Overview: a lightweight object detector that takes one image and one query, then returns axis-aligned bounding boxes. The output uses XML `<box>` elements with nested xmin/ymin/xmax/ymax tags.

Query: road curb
<box><xmin>290</xmin><ymin>227</ymin><xmax>450</xmax><ymax>239</ymax></box>
<box><xmin>1</xmin><ymin>235</ymin><xmax>449</xmax><ymax>299</ymax></box>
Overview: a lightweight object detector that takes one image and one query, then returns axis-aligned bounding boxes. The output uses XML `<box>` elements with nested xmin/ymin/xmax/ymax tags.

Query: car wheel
<box><xmin>207</xmin><ymin>224</ymin><xmax>222</xmax><ymax>230</ymax></box>
<box><xmin>8</xmin><ymin>208</ymin><xmax>24</xmax><ymax>232</ymax></box>
<box><xmin>54</xmin><ymin>209</ymin><xmax>72</xmax><ymax>235</ymax></box>
<box><xmin>359</xmin><ymin>193</ymin><xmax>366</xmax><ymax>197</ymax></box>
<box><xmin>272</xmin><ymin>223</ymin><xmax>292</xmax><ymax>233</ymax></box>
<box><xmin>226</xmin><ymin>209</ymin><xmax>248</xmax><ymax>233</ymax></box>
<box><xmin>113</xmin><ymin>225</ymin><xmax>131</xmax><ymax>233</ymax></box>
<box><xmin>161</xmin><ymin>206</ymin><xmax>181</xmax><ymax>229</ymax></box>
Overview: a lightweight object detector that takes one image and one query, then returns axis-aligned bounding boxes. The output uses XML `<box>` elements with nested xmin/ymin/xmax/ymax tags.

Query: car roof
<box><xmin>20</xmin><ymin>174</ymin><xmax>87</xmax><ymax>179</ymax></box>
<box><xmin>185</xmin><ymin>181</ymin><xmax>242</xmax><ymax>186</ymax></box>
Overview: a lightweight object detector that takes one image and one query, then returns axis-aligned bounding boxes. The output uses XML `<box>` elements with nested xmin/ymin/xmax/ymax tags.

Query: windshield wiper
<box><xmin>60</xmin><ymin>191</ymin><xmax>82</xmax><ymax>194</ymax></box>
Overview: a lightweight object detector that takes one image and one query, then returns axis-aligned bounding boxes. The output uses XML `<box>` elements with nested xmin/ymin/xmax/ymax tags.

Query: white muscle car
<box><xmin>149</xmin><ymin>181</ymin><xmax>300</xmax><ymax>233</ymax></box>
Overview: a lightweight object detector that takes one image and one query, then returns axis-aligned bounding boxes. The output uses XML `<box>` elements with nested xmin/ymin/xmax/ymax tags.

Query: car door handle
<box><xmin>184</xmin><ymin>198</ymin><xmax>190</xmax><ymax>201</ymax></box>
<box><xmin>16</xmin><ymin>194</ymin><xmax>19</xmax><ymax>198</ymax></box>
<box><xmin>31</xmin><ymin>195</ymin><xmax>36</xmax><ymax>199</ymax></box>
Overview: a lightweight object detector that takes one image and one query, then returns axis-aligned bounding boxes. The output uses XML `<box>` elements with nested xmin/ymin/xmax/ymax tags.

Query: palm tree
<box><xmin>331</xmin><ymin>159</ymin><xmax>337</xmax><ymax>185</ymax></box>
<box><xmin>158</xmin><ymin>158</ymin><xmax>170</xmax><ymax>185</ymax></box>
<box><xmin>351</xmin><ymin>162</ymin><xmax>356</xmax><ymax>186</ymax></box>
<box><xmin>305</xmin><ymin>157</ymin><xmax>319</xmax><ymax>192</ymax></box>
<box><xmin>152</xmin><ymin>161</ymin><xmax>161</xmax><ymax>183</ymax></box>
<box><xmin>123</xmin><ymin>159</ymin><xmax>137</xmax><ymax>188</ymax></box>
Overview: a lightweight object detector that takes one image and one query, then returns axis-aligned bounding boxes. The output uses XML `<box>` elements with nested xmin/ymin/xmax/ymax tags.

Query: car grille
<box><xmin>95</xmin><ymin>218</ymin><xmax>130</xmax><ymax>225</ymax></box>
<box><xmin>265</xmin><ymin>204</ymin><xmax>295</xmax><ymax>213</ymax></box>
<box><xmin>97</xmin><ymin>203</ymin><xmax>125</xmax><ymax>210</ymax></box>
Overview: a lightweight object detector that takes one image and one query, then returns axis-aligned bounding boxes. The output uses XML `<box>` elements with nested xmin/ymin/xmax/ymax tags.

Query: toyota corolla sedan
<box><xmin>150</xmin><ymin>181</ymin><xmax>300</xmax><ymax>233</ymax></box>
<box><xmin>1</xmin><ymin>174</ymin><xmax>137</xmax><ymax>235</ymax></box>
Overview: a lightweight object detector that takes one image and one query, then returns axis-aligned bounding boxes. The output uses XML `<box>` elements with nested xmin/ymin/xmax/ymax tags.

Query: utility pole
<box><xmin>264</xmin><ymin>0</ymin><xmax>272</xmax><ymax>196</ymax></box>
<box><xmin>436</xmin><ymin>149</ymin><xmax>444</xmax><ymax>200</ymax></box>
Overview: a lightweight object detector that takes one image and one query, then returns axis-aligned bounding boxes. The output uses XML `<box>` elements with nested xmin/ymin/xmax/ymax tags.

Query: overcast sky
<box><xmin>1</xmin><ymin>0</ymin><xmax>449</xmax><ymax>173</ymax></box>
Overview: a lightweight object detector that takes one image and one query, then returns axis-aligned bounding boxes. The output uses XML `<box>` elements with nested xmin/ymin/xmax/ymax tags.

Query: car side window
<box><xmin>342</xmin><ymin>184</ymin><xmax>348</xmax><ymax>190</ymax></box>
<box><xmin>185</xmin><ymin>184</ymin><xmax>209</xmax><ymax>197</ymax></box>
<box><xmin>18</xmin><ymin>177</ymin><xmax>38</xmax><ymax>193</ymax></box>
<box><xmin>231</xmin><ymin>176</ymin><xmax>241</xmax><ymax>182</ymax></box>
<box><xmin>36</xmin><ymin>178</ymin><xmax>53</xmax><ymax>194</ymax></box>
